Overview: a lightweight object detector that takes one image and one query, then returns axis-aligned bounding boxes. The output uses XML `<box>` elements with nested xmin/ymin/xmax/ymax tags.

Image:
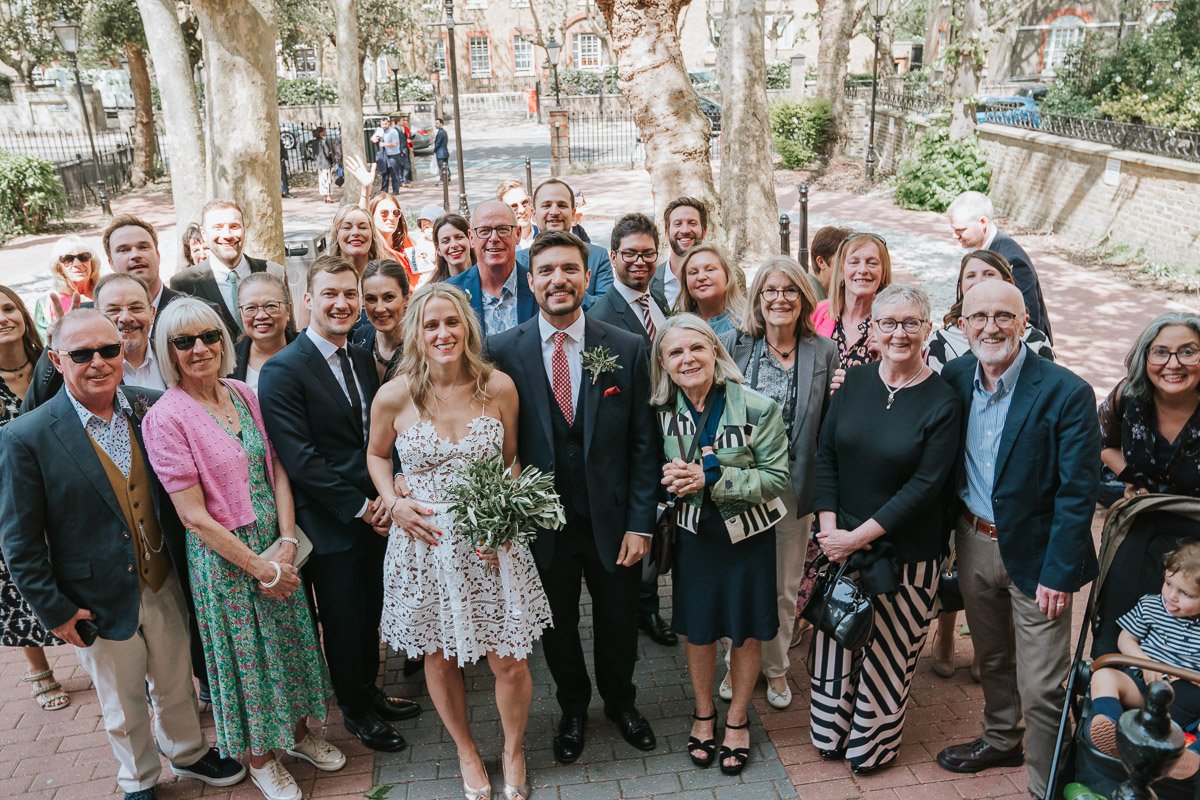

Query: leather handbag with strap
<box><xmin>802</xmin><ymin>558</ymin><xmax>876</xmax><ymax>685</ymax></box>
<box><xmin>648</xmin><ymin>397</ymin><xmax>715</xmax><ymax>579</ymax></box>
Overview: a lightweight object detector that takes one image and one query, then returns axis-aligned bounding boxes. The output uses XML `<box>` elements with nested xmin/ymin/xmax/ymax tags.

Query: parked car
<box><xmin>976</xmin><ymin>95</ymin><xmax>1040</xmax><ymax>128</ymax></box>
<box><xmin>698</xmin><ymin>96</ymin><xmax>722</xmax><ymax>135</ymax></box>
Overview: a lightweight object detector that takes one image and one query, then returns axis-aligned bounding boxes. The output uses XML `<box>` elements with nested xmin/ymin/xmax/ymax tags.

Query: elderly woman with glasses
<box><xmin>143</xmin><ymin>298</ymin><xmax>343</xmax><ymax>800</ymax></box>
<box><xmin>35</xmin><ymin>236</ymin><xmax>103</xmax><ymax>340</ymax></box>
<box><xmin>675</xmin><ymin>244</ymin><xmax>746</xmax><ymax>336</ymax></box>
<box><xmin>653</xmin><ymin>314</ymin><xmax>789</xmax><ymax>776</ymax></box>
<box><xmin>717</xmin><ymin>256</ymin><xmax>838</xmax><ymax>710</ymax></box>
<box><xmin>232</xmin><ymin>273</ymin><xmax>296</xmax><ymax>394</ymax></box>
<box><xmin>809</xmin><ymin>284</ymin><xmax>961</xmax><ymax>775</ymax></box>
<box><xmin>812</xmin><ymin>232</ymin><xmax>893</xmax><ymax>368</ymax></box>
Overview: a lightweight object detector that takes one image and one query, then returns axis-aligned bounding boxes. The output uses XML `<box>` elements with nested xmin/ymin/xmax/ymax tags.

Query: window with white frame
<box><xmin>469</xmin><ymin>35</ymin><xmax>491</xmax><ymax>77</ymax></box>
<box><xmin>433</xmin><ymin>41</ymin><xmax>447</xmax><ymax>78</ymax></box>
<box><xmin>465</xmin><ymin>0</ymin><xmax>487</xmax><ymax>8</ymax></box>
<box><xmin>1045</xmin><ymin>15</ymin><xmax>1086</xmax><ymax>69</ymax></box>
<box><xmin>572</xmin><ymin>32</ymin><xmax>603</xmax><ymax>70</ymax></box>
<box><xmin>765</xmin><ymin>14</ymin><xmax>795</xmax><ymax>49</ymax></box>
<box><xmin>514</xmin><ymin>36</ymin><xmax>535</xmax><ymax>76</ymax></box>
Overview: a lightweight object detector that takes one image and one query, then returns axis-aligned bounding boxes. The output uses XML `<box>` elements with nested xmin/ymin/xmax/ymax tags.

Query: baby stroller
<box><xmin>1046</xmin><ymin>494</ymin><xmax>1200</xmax><ymax>800</ymax></box>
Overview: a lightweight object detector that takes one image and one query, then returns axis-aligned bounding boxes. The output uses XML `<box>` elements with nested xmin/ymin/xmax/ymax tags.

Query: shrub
<box><xmin>892</xmin><ymin>122</ymin><xmax>991</xmax><ymax>212</ymax></box>
<box><xmin>0</xmin><ymin>151</ymin><xmax>66</xmax><ymax>243</ymax></box>
<box><xmin>553</xmin><ymin>67</ymin><xmax>620</xmax><ymax>96</ymax></box>
<box><xmin>766</xmin><ymin>62</ymin><xmax>790</xmax><ymax>90</ymax></box>
<box><xmin>277</xmin><ymin>77</ymin><xmax>338</xmax><ymax>106</ymax></box>
<box><xmin>770</xmin><ymin>98</ymin><xmax>834</xmax><ymax>169</ymax></box>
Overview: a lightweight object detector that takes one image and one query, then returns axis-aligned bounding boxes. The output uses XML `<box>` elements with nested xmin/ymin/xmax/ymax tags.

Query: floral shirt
<box><xmin>1099</xmin><ymin>381</ymin><xmax>1200</xmax><ymax>496</ymax></box>
<box><xmin>0</xmin><ymin>378</ymin><xmax>20</xmax><ymax>425</ymax></box>
<box><xmin>833</xmin><ymin>316</ymin><xmax>877</xmax><ymax>367</ymax></box>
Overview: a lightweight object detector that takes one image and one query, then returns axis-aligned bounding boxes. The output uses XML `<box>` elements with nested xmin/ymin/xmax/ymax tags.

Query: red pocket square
<box><xmin>604</xmin><ymin>386</ymin><xmax>621</xmax><ymax>398</ymax></box>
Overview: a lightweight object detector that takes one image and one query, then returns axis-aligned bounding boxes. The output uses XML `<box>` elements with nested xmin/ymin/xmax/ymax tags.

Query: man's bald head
<box><xmin>961</xmin><ymin>279</ymin><xmax>1025</xmax><ymax>318</ymax></box>
<box><xmin>470</xmin><ymin>201</ymin><xmax>519</xmax><ymax>273</ymax></box>
<box><xmin>53</xmin><ymin>308</ymin><xmax>118</xmax><ymax>350</ymax></box>
<box><xmin>960</xmin><ymin>279</ymin><xmax>1027</xmax><ymax>370</ymax></box>
<box><xmin>472</xmin><ymin>200</ymin><xmax>517</xmax><ymax>227</ymax></box>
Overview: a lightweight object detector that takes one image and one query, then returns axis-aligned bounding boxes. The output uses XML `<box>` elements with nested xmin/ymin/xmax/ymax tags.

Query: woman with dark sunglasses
<box><xmin>35</xmin><ymin>236</ymin><xmax>102</xmax><ymax>341</ymax></box>
<box><xmin>143</xmin><ymin>298</ymin><xmax>343</xmax><ymax>800</ymax></box>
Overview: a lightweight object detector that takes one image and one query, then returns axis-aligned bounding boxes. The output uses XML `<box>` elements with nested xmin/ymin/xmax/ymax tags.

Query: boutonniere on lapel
<box><xmin>581</xmin><ymin>345</ymin><xmax>620</xmax><ymax>385</ymax></box>
<box><xmin>130</xmin><ymin>393</ymin><xmax>154</xmax><ymax>422</ymax></box>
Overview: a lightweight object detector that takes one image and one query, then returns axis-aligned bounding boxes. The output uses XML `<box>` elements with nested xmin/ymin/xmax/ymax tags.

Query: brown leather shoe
<box><xmin>937</xmin><ymin>738</ymin><xmax>1025</xmax><ymax>773</ymax></box>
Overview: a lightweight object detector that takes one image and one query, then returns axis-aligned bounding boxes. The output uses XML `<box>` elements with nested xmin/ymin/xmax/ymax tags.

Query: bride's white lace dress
<box><xmin>381</xmin><ymin>415</ymin><xmax>552</xmax><ymax>662</ymax></box>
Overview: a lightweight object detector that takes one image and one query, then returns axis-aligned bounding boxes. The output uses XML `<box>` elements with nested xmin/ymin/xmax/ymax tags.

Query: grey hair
<box><xmin>872</xmin><ymin>283</ymin><xmax>931</xmax><ymax>323</ymax></box>
<box><xmin>1123</xmin><ymin>312</ymin><xmax>1200</xmax><ymax>403</ymax></box>
<box><xmin>153</xmin><ymin>298</ymin><xmax>235</xmax><ymax>387</ymax></box>
<box><xmin>47</xmin><ymin>235</ymin><xmax>103</xmax><ymax>294</ymax></box>
<box><xmin>946</xmin><ymin>191</ymin><xmax>994</xmax><ymax>223</ymax></box>
<box><xmin>51</xmin><ymin>308</ymin><xmax>115</xmax><ymax>349</ymax></box>
<box><xmin>649</xmin><ymin>313</ymin><xmax>744</xmax><ymax>407</ymax></box>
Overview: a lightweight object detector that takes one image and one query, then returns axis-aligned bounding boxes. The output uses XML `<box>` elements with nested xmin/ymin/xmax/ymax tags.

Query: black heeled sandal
<box><xmin>687</xmin><ymin>710</ymin><xmax>718</xmax><ymax>768</ymax></box>
<box><xmin>719</xmin><ymin>719</ymin><xmax>751</xmax><ymax>776</ymax></box>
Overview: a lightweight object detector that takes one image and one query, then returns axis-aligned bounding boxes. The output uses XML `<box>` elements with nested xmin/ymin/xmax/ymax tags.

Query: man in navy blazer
<box><xmin>935</xmin><ymin>281</ymin><xmax>1098</xmax><ymax>797</ymax></box>
<box><xmin>433</xmin><ymin>117</ymin><xmax>449</xmax><ymax>172</ymax></box>
<box><xmin>515</xmin><ymin>178</ymin><xmax>613</xmax><ymax>304</ymax></box>
<box><xmin>487</xmin><ymin>231</ymin><xmax>659</xmax><ymax>764</ymax></box>
<box><xmin>0</xmin><ymin>310</ymin><xmax>244</xmax><ymax>799</ymax></box>
<box><xmin>447</xmin><ymin>200</ymin><xmax>538</xmax><ymax>336</ymax></box>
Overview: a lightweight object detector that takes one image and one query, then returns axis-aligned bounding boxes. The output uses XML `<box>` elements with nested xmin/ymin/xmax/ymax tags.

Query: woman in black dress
<box><xmin>652</xmin><ymin>314</ymin><xmax>790</xmax><ymax>776</ymax></box>
<box><xmin>352</xmin><ymin>259</ymin><xmax>411</xmax><ymax>383</ymax></box>
<box><xmin>231</xmin><ymin>273</ymin><xmax>295</xmax><ymax>394</ymax></box>
<box><xmin>810</xmin><ymin>284</ymin><xmax>962</xmax><ymax>774</ymax></box>
<box><xmin>0</xmin><ymin>285</ymin><xmax>69</xmax><ymax>711</ymax></box>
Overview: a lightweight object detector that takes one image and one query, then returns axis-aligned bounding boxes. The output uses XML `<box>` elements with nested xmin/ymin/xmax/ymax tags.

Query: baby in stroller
<box><xmin>1089</xmin><ymin>540</ymin><xmax>1200</xmax><ymax>780</ymax></box>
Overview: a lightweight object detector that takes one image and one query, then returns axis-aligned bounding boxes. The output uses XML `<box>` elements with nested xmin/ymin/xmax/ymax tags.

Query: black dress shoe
<box><xmin>170</xmin><ymin>746</ymin><xmax>246</xmax><ymax>786</ymax></box>
<box><xmin>851</xmin><ymin>760</ymin><xmax>892</xmax><ymax>775</ymax></box>
<box><xmin>367</xmin><ymin>684</ymin><xmax>421</xmax><ymax>721</ymax></box>
<box><xmin>554</xmin><ymin>713</ymin><xmax>586</xmax><ymax>763</ymax></box>
<box><xmin>937</xmin><ymin>738</ymin><xmax>1025</xmax><ymax>773</ymax></box>
<box><xmin>818</xmin><ymin>747</ymin><xmax>846</xmax><ymax>760</ymax></box>
<box><xmin>605</xmin><ymin>706</ymin><xmax>657</xmax><ymax>752</ymax></box>
<box><xmin>638</xmin><ymin>612</ymin><xmax>678</xmax><ymax>646</ymax></box>
<box><xmin>344</xmin><ymin>709</ymin><xmax>408</xmax><ymax>752</ymax></box>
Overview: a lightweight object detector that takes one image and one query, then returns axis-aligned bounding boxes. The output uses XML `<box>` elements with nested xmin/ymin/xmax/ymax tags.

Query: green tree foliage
<box><xmin>277</xmin><ymin>76</ymin><xmax>338</xmax><ymax>105</ymax></box>
<box><xmin>770</xmin><ymin>98</ymin><xmax>834</xmax><ymax>169</ymax></box>
<box><xmin>893</xmin><ymin>122</ymin><xmax>991</xmax><ymax>211</ymax></box>
<box><xmin>0</xmin><ymin>0</ymin><xmax>84</xmax><ymax>84</ymax></box>
<box><xmin>0</xmin><ymin>151</ymin><xmax>66</xmax><ymax>242</ymax></box>
<box><xmin>83</xmin><ymin>0</ymin><xmax>145</xmax><ymax>58</ymax></box>
<box><xmin>766</xmin><ymin>61</ymin><xmax>790</xmax><ymax>90</ymax></box>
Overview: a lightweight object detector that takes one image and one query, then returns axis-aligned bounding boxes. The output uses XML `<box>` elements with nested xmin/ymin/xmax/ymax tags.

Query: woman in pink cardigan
<box><xmin>142</xmin><ymin>299</ymin><xmax>343</xmax><ymax>800</ymax></box>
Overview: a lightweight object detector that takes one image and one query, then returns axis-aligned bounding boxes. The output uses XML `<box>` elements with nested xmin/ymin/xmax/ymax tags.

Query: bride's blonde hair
<box><xmin>394</xmin><ymin>283</ymin><xmax>493</xmax><ymax>417</ymax></box>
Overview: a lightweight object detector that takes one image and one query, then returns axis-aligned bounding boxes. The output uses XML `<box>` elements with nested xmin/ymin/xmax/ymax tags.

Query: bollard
<box><xmin>797</xmin><ymin>183</ymin><xmax>810</xmax><ymax>270</ymax></box>
<box><xmin>778</xmin><ymin>213</ymin><xmax>791</xmax><ymax>256</ymax></box>
<box><xmin>525</xmin><ymin>156</ymin><xmax>533</xmax><ymax>197</ymax></box>
<box><xmin>1112</xmin><ymin>681</ymin><xmax>1185</xmax><ymax>800</ymax></box>
<box><xmin>441</xmin><ymin>163</ymin><xmax>451</xmax><ymax>212</ymax></box>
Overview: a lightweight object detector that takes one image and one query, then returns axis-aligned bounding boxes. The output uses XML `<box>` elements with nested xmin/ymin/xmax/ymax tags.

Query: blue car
<box><xmin>976</xmin><ymin>96</ymin><xmax>1040</xmax><ymax>128</ymax></box>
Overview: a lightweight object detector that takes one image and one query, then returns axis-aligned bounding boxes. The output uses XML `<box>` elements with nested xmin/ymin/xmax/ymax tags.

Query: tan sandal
<box><xmin>23</xmin><ymin>669</ymin><xmax>69</xmax><ymax>711</ymax></box>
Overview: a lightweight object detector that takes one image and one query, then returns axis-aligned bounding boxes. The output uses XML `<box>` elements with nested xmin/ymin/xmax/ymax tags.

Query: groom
<box><xmin>488</xmin><ymin>230</ymin><xmax>660</xmax><ymax>763</ymax></box>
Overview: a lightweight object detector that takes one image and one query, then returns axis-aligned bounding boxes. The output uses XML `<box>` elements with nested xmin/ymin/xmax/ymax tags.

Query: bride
<box><xmin>367</xmin><ymin>283</ymin><xmax>551</xmax><ymax>800</ymax></box>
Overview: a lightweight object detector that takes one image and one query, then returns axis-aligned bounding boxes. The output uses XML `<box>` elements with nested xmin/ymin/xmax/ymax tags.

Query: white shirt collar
<box><xmin>538</xmin><ymin>312</ymin><xmax>586</xmax><ymax>345</ymax></box>
<box><xmin>150</xmin><ymin>283</ymin><xmax>164</xmax><ymax>310</ymax></box>
<box><xmin>305</xmin><ymin>326</ymin><xmax>347</xmax><ymax>360</ymax></box>
<box><xmin>210</xmin><ymin>255</ymin><xmax>249</xmax><ymax>283</ymax></box>
<box><xmin>613</xmin><ymin>280</ymin><xmax>650</xmax><ymax>307</ymax></box>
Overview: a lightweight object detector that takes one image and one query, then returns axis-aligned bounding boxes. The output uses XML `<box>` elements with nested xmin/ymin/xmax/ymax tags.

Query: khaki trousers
<box><xmin>74</xmin><ymin>573</ymin><xmax>208</xmax><ymax>793</ymax></box>
<box><xmin>956</xmin><ymin>518</ymin><xmax>1072</xmax><ymax>798</ymax></box>
<box><xmin>761</xmin><ymin>489</ymin><xmax>814</xmax><ymax>678</ymax></box>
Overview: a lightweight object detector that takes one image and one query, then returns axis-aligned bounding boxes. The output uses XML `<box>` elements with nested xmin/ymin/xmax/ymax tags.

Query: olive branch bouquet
<box><xmin>446</xmin><ymin>446</ymin><xmax>566</xmax><ymax>552</ymax></box>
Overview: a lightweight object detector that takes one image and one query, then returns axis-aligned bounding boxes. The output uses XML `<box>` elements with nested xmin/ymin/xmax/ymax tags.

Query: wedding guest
<box><xmin>232</xmin><ymin>273</ymin><xmax>295</xmax><ymax>393</ymax></box>
<box><xmin>430</xmin><ymin>213</ymin><xmax>473</xmax><ymax>283</ymax></box>
<box><xmin>354</xmin><ymin>259</ymin><xmax>411</xmax><ymax>382</ymax></box>
<box><xmin>0</xmin><ymin>309</ymin><xmax>246</xmax><ymax>800</ymax></box>
<box><xmin>719</xmin><ymin>256</ymin><xmax>837</xmax><ymax>709</ymax></box>
<box><xmin>144</xmin><ymin>299</ymin><xmax>342</xmax><ymax>800</ymax></box>
<box><xmin>35</xmin><ymin>235</ymin><xmax>101</xmax><ymax>339</ymax></box>
<box><xmin>674</xmin><ymin>244</ymin><xmax>745</xmax><ymax>336</ymax></box>
<box><xmin>370</xmin><ymin>283</ymin><xmax>549</xmax><ymax>800</ymax></box>
<box><xmin>810</xmin><ymin>285</ymin><xmax>961</xmax><ymax>774</ymax></box>
<box><xmin>408</xmin><ymin>204</ymin><xmax>443</xmax><ymax>281</ymax></box>
<box><xmin>812</xmin><ymin>233</ymin><xmax>893</xmax><ymax>367</ymax></box>
<box><xmin>0</xmin><ymin>285</ymin><xmax>69</xmax><ymax>712</ymax></box>
<box><xmin>654</xmin><ymin>314</ymin><xmax>789</xmax><ymax>775</ymax></box>
<box><xmin>182</xmin><ymin>223</ymin><xmax>209</xmax><ymax>268</ymax></box>
<box><xmin>328</xmin><ymin>205</ymin><xmax>386</xmax><ymax>277</ymax></box>
<box><xmin>368</xmin><ymin>192</ymin><xmax>416</xmax><ymax>285</ymax></box>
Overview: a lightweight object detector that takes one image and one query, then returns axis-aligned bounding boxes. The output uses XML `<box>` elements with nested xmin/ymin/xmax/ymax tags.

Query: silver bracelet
<box><xmin>279</xmin><ymin>536</ymin><xmax>300</xmax><ymax>546</ymax></box>
<box><xmin>259</xmin><ymin>560</ymin><xmax>282</xmax><ymax>588</ymax></box>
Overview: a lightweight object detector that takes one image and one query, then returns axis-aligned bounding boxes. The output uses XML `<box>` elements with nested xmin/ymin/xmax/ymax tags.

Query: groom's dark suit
<box><xmin>487</xmin><ymin>314</ymin><xmax>658</xmax><ymax>716</ymax></box>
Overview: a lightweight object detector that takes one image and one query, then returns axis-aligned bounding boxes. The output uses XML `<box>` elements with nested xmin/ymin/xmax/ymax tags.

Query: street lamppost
<box><xmin>51</xmin><ymin>15</ymin><xmax>111</xmax><ymax>216</ymax></box>
<box><xmin>543</xmin><ymin>31</ymin><xmax>562</xmax><ymax>107</ymax></box>
<box><xmin>864</xmin><ymin>0</ymin><xmax>892</xmax><ymax>182</ymax></box>
<box><xmin>428</xmin><ymin>0</ymin><xmax>469</xmax><ymax>215</ymax></box>
<box><xmin>385</xmin><ymin>54</ymin><xmax>401</xmax><ymax>110</ymax></box>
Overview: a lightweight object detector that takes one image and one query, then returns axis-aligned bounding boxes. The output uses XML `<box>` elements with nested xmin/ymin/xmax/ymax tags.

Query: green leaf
<box><xmin>364</xmin><ymin>784</ymin><xmax>396</xmax><ymax>799</ymax></box>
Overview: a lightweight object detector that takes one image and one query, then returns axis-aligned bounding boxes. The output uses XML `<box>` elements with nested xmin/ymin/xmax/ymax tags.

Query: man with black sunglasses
<box><xmin>0</xmin><ymin>309</ymin><xmax>246</xmax><ymax>800</ymax></box>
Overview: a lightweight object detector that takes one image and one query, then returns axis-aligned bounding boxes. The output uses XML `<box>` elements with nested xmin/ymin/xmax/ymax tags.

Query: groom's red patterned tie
<box><xmin>551</xmin><ymin>331</ymin><xmax>573</xmax><ymax>425</ymax></box>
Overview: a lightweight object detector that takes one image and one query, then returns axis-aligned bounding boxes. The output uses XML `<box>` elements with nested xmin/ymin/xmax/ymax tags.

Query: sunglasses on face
<box><xmin>169</xmin><ymin>329</ymin><xmax>223</xmax><ymax>351</ymax></box>
<box><xmin>57</xmin><ymin>343</ymin><xmax>122</xmax><ymax>363</ymax></box>
<box><xmin>59</xmin><ymin>253</ymin><xmax>91</xmax><ymax>263</ymax></box>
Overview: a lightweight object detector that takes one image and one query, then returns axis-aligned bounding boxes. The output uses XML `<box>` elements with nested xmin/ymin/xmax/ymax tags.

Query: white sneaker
<box><xmin>718</xmin><ymin>672</ymin><xmax>734</xmax><ymax>702</ymax></box>
<box><xmin>250</xmin><ymin>758</ymin><xmax>302</xmax><ymax>800</ymax></box>
<box><xmin>286</xmin><ymin>733</ymin><xmax>346</xmax><ymax>772</ymax></box>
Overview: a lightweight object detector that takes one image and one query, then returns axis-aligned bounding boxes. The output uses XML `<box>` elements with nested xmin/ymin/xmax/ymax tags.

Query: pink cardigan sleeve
<box><xmin>141</xmin><ymin>390</ymin><xmax>202</xmax><ymax>494</ymax></box>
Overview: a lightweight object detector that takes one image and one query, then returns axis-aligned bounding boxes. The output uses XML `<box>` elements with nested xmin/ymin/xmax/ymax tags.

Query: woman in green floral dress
<box><xmin>144</xmin><ymin>299</ymin><xmax>344</xmax><ymax>800</ymax></box>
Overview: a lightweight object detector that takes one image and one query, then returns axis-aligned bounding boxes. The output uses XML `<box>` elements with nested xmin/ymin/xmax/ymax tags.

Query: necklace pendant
<box><xmin>143</xmin><ymin>550</ymin><xmax>150</xmax><ymax>561</ymax></box>
<box><xmin>886</xmin><ymin>395</ymin><xmax>895</xmax><ymax>410</ymax></box>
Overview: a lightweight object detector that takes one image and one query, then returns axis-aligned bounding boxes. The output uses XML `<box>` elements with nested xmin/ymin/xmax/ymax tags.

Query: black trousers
<box><xmin>538</xmin><ymin>516</ymin><xmax>641</xmax><ymax>716</ymax></box>
<box><xmin>303</xmin><ymin>532</ymin><xmax>387</xmax><ymax>717</ymax></box>
<box><xmin>638</xmin><ymin>573</ymin><xmax>662</xmax><ymax>617</ymax></box>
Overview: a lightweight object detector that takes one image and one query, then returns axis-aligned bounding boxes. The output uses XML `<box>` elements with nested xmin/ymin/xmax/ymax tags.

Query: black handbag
<box><xmin>937</xmin><ymin>551</ymin><xmax>964</xmax><ymax>613</ymax></box>
<box><xmin>648</xmin><ymin>398</ymin><xmax>714</xmax><ymax>579</ymax></box>
<box><xmin>802</xmin><ymin>560</ymin><xmax>875</xmax><ymax>652</ymax></box>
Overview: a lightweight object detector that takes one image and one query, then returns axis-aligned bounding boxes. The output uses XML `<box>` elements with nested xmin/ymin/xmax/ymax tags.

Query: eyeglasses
<box><xmin>1148</xmin><ymin>346</ymin><xmax>1200</xmax><ymax>366</ymax></box>
<box><xmin>964</xmin><ymin>311</ymin><xmax>1019</xmax><ymax>330</ymax></box>
<box><xmin>875</xmin><ymin>317</ymin><xmax>925</xmax><ymax>333</ymax></box>
<box><xmin>169</xmin><ymin>328</ymin><xmax>223</xmax><ymax>351</ymax></box>
<box><xmin>56</xmin><ymin>343</ymin><xmax>122</xmax><ymax>363</ymax></box>
<box><xmin>240</xmin><ymin>302</ymin><xmax>286</xmax><ymax>317</ymax></box>
<box><xmin>761</xmin><ymin>287</ymin><xmax>801</xmax><ymax>301</ymax></box>
<box><xmin>617</xmin><ymin>250</ymin><xmax>657</xmax><ymax>264</ymax></box>
<box><xmin>59</xmin><ymin>253</ymin><xmax>91</xmax><ymax>263</ymax></box>
<box><xmin>472</xmin><ymin>225</ymin><xmax>515</xmax><ymax>239</ymax></box>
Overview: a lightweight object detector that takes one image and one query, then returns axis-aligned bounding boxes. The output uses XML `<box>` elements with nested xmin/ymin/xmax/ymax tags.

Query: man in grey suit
<box><xmin>589</xmin><ymin>212</ymin><xmax>675</xmax><ymax>646</ymax></box>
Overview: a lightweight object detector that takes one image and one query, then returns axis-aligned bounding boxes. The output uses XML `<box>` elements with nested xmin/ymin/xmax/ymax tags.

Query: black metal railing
<box><xmin>567</xmin><ymin>109</ymin><xmax>642</xmax><ymax>169</ymax></box>
<box><xmin>845</xmin><ymin>83</ymin><xmax>950</xmax><ymax>114</ymax></box>
<box><xmin>0</xmin><ymin>129</ymin><xmax>138</xmax><ymax>210</ymax></box>
<box><xmin>986</xmin><ymin>111</ymin><xmax>1200</xmax><ymax>163</ymax></box>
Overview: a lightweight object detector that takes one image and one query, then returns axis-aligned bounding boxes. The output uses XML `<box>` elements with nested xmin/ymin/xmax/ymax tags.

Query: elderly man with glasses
<box><xmin>446</xmin><ymin>200</ymin><xmax>538</xmax><ymax>336</ymax></box>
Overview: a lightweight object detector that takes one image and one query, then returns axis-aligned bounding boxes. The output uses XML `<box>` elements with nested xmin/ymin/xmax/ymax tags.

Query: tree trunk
<box><xmin>332</xmin><ymin>0</ymin><xmax>367</xmax><ymax>197</ymax></box>
<box><xmin>596</xmin><ymin>0</ymin><xmax>718</xmax><ymax>234</ymax></box>
<box><xmin>947</xmin><ymin>0</ymin><xmax>984</xmax><ymax>140</ymax></box>
<box><xmin>191</xmin><ymin>0</ymin><xmax>284</xmax><ymax>261</ymax></box>
<box><xmin>135</xmin><ymin>0</ymin><xmax>207</xmax><ymax>227</ymax></box>
<box><xmin>815</xmin><ymin>0</ymin><xmax>860</xmax><ymax>141</ymax></box>
<box><xmin>716</xmin><ymin>0</ymin><xmax>777</xmax><ymax>269</ymax></box>
<box><xmin>125</xmin><ymin>42</ymin><xmax>156</xmax><ymax>188</ymax></box>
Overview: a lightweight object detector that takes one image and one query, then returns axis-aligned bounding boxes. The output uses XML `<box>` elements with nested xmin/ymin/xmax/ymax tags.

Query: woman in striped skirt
<box><xmin>809</xmin><ymin>285</ymin><xmax>963</xmax><ymax>774</ymax></box>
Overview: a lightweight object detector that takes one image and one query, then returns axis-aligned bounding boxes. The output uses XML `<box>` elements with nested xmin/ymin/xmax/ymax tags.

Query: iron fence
<box><xmin>985</xmin><ymin>111</ymin><xmax>1200</xmax><ymax>163</ymax></box>
<box><xmin>567</xmin><ymin>109</ymin><xmax>642</xmax><ymax>169</ymax></box>
<box><xmin>844</xmin><ymin>83</ymin><xmax>950</xmax><ymax>114</ymax></box>
<box><xmin>0</xmin><ymin>129</ymin><xmax>138</xmax><ymax>209</ymax></box>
